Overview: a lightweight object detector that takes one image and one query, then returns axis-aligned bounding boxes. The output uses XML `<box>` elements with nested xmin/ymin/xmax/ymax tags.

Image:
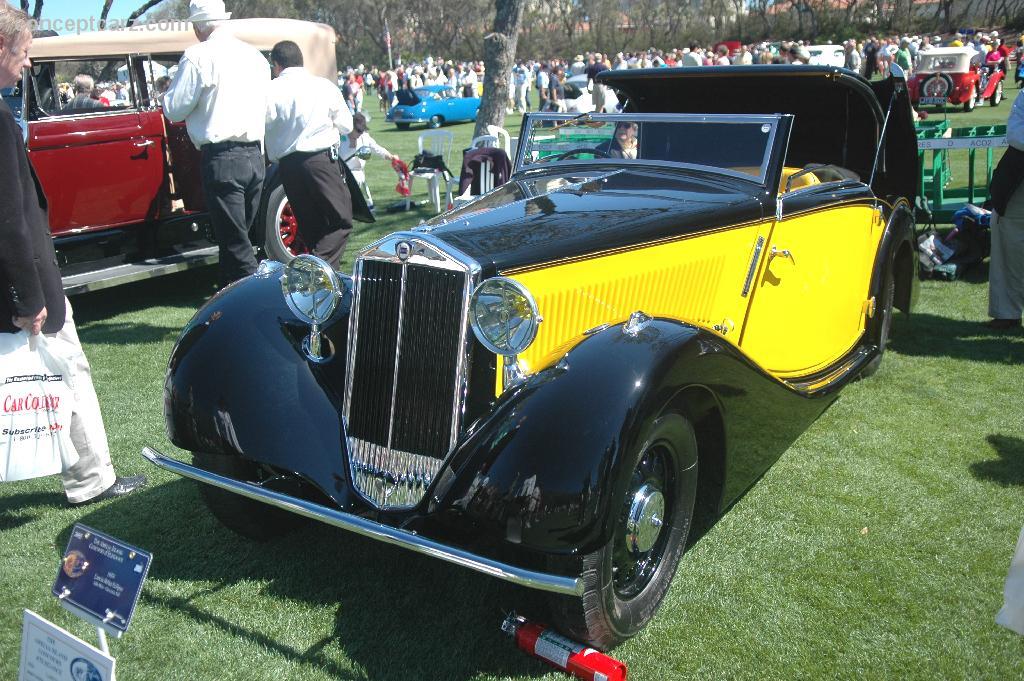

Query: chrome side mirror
<box><xmin>889</xmin><ymin>63</ymin><xmax>907</xmax><ymax>93</ymax></box>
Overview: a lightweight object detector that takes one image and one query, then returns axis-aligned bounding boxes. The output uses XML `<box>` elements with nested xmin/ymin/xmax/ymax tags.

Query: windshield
<box><xmin>518</xmin><ymin>113</ymin><xmax>780</xmax><ymax>185</ymax></box>
<box><xmin>918</xmin><ymin>53</ymin><xmax>967</xmax><ymax>72</ymax></box>
<box><xmin>415</xmin><ymin>87</ymin><xmax>443</xmax><ymax>100</ymax></box>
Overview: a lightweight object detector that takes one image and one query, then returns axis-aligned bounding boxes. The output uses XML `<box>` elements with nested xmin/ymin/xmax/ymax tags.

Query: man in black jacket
<box><xmin>0</xmin><ymin>3</ymin><xmax>145</xmax><ymax>503</ymax></box>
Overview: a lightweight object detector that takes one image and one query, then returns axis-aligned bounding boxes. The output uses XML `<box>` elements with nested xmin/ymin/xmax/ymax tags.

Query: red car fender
<box><xmin>980</xmin><ymin>68</ymin><xmax>1005</xmax><ymax>99</ymax></box>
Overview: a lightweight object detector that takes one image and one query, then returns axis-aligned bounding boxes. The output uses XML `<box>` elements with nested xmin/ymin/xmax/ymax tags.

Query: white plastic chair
<box><xmin>409</xmin><ymin>129</ymin><xmax>454</xmax><ymax>212</ymax></box>
<box><xmin>469</xmin><ymin>134</ymin><xmax>499</xmax><ymax>149</ymax></box>
<box><xmin>485</xmin><ymin>125</ymin><xmax>512</xmax><ymax>152</ymax></box>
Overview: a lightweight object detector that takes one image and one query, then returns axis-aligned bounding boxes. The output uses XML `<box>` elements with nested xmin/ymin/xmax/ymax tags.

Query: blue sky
<box><xmin>38</xmin><ymin>0</ymin><xmax>132</xmax><ymax>21</ymax></box>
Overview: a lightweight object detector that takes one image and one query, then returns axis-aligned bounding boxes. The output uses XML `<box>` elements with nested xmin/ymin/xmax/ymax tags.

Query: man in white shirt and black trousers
<box><xmin>163</xmin><ymin>0</ymin><xmax>270</xmax><ymax>286</ymax></box>
<box><xmin>266</xmin><ymin>41</ymin><xmax>372</xmax><ymax>268</ymax></box>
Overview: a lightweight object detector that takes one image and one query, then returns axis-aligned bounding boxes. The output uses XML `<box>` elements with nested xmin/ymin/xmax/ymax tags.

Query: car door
<box><xmin>132</xmin><ymin>54</ymin><xmax>205</xmax><ymax>212</ymax></box>
<box><xmin>25</xmin><ymin>58</ymin><xmax>167</xmax><ymax>236</ymax></box>
<box><xmin>739</xmin><ymin>186</ymin><xmax>884</xmax><ymax>377</ymax></box>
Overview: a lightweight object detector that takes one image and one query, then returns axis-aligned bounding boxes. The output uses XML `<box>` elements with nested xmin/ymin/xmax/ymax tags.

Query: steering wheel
<box><xmin>545</xmin><ymin>147</ymin><xmax>612</xmax><ymax>162</ymax></box>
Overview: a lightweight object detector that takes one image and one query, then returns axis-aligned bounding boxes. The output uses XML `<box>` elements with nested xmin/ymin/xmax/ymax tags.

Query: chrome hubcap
<box><xmin>625</xmin><ymin>484</ymin><xmax>665</xmax><ymax>554</ymax></box>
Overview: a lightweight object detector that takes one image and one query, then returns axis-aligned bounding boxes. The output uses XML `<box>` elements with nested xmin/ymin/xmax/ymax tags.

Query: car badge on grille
<box><xmin>396</xmin><ymin>241</ymin><xmax>414</xmax><ymax>262</ymax></box>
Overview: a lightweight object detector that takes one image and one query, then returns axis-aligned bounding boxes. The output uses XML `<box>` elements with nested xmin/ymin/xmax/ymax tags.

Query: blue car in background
<box><xmin>386</xmin><ymin>84</ymin><xmax>480</xmax><ymax>129</ymax></box>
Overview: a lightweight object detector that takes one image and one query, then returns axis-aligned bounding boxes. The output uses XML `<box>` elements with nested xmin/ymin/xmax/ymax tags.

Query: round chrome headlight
<box><xmin>470</xmin><ymin>277</ymin><xmax>541</xmax><ymax>356</ymax></box>
<box><xmin>281</xmin><ymin>255</ymin><xmax>342</xmax><ymax>325</ymax></box>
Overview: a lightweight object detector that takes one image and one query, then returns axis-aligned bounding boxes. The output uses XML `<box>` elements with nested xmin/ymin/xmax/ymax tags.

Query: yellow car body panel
<box><xmin>500</xmin><ymin>221</ymin><xmax>772</xmax><ymax>394</ymax></box>
<box><xmin>740</xmin><ymin>203</ymin><xmax>885</xmax><ymax>376</ymax></box>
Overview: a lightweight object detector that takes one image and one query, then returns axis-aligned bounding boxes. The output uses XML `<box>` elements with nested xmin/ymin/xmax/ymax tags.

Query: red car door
<box><xmin>27</xmin><ymin>108</ymin><xmax>167</xmax><ymax>236</ymax></box>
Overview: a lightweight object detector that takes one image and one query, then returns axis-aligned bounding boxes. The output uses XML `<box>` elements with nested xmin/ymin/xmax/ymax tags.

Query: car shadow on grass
<box><xmin>888</xmin><ymin>312</ymin><xmax>1024</xmax><ymax>364</ymax></box>
<box><xmin>970</xmin><ymin>434</ymin><xmax>1024</xmax><ymax>487</ymax></box>
<box><xmin>59</xmin><ymin>479</ymin><xmax>552</xmax><ymax>681</ymax></box>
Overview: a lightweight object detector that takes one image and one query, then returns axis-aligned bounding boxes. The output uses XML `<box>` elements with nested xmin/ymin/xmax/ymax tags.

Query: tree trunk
<box><xmin>473</xmin><ymin>0</ymin><xmax>526</xmax><ymax>139</ymax></box>
<box><xmin>126</xmin><ymin>0</ymin><xmax>169</xmax><ymax>26</ymax></box>
<box><xmin>99</xmin><ymin>0</ymin><xmax>114</xmax><ymax>29</ymax></box>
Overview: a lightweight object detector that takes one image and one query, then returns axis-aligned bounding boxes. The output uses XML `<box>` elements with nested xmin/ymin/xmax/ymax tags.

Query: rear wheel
<box><xmin>192</xmin><ymin>451</ymin><xmax>304</xmax><ymax>541</ymax></box>
<box><xmin>963</xmin><ymin>86</ymin><xmax>977</xmax><ymax>112</ymax></box>
<box><xmin>862</xmin><ymin>261</ymin><xmax>896</xmax><ymax>378</ymax></box>
<box><xmin>427</xmin><ymin>114</ymin><xmax>443</xmax><ymax>129</ymax></box>
<box><xmin>547</xmin><ymin>414</ymin><xmax>698</xmax><ymax>650</ymax></box>
<box><xmin>263</xmin><ymin>179</ymin><xmax>307</xmax><ymax>263</ymax></box>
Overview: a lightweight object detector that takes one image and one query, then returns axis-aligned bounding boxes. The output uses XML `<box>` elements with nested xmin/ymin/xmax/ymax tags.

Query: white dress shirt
<box><xmin>163</xmin><ymin>28</ymin><xmax>270</xmax><ymax>149</ymax></box>
<box><xmin>265</xmin><ymin>67</ymin><xmax>353</xmax><ymax>163</ymax></box>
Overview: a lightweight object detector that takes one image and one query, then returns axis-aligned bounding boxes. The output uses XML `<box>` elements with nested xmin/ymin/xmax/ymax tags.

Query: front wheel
<box><xmin>546</xmin><ymin>414</ymin><xmax>699</xmax><ymax>650</ymax></box>
<box><xmin>990</xmin><ymin>80</ymin><xmax>1003</xmax><ymax>106</ymax></box>
<box><xmin>262</xmin><ymin>179</ymin><xmax>307</xmax><ymax>263</ymax></box>
<box><xmin>427</xmin><ymin>114</ymin><xmax>443</xmax><ymax>129</ymax></box>
<box><xmin>192</xmin><ymin>451</ymin><xmax>305</xmax><ymax>541</ymax></box>
<box><xmin>963</xmin><ymin>86</ymin><xmax>977</xmax><ymax>112</ymax></box>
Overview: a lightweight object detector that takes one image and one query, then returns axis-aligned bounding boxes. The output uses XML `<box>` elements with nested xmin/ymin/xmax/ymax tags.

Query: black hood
<box><xmin>598</xmin><ymin>66</ymin><xmax>917</xmax><ymax>203</ymax></box>
<box><xmin>424</xmin><ymin>168</ymin><xmax>767</xmax><ymax>274</ymax></box>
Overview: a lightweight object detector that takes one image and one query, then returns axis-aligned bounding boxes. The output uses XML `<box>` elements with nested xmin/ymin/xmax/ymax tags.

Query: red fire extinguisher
<box><xmin>502</xmin><ymin>614</ymin><xmax>628</xmax><ymax>681</ymax></box>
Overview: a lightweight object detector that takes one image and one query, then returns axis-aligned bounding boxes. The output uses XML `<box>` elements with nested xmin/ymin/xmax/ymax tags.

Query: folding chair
<box><xmin>409</xmin><ymin>129</ymin><xmax>454</xmax><ymax>212</ymax></box>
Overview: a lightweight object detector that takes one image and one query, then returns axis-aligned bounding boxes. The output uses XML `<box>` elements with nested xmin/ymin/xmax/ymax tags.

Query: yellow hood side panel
<box><xmin>498</xmin><ymin>221</ymin><xmax>772</xmax><ymax>395</ymax></box>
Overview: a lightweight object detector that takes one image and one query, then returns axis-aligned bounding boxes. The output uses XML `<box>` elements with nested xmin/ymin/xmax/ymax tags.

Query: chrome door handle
<box><xmin>770</xmin><ymin>246</ymin><xmax>794</xmax><ymax>262</ymax></box>
<box><xmin>131</xmin><ymin>139</ymin><xmax>154</xmax><ymax>148</ymax></box>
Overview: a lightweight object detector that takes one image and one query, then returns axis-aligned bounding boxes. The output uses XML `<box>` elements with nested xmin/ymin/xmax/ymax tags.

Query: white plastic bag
<box><xmin>997</xmin><ymin>526</ymin><xmax>1024</xmax><ymax>635</ymax></box>
<box><xmin>0</xmin><ymin>332</ymin><xmax>79</xmax><ymax>482</ymax></box>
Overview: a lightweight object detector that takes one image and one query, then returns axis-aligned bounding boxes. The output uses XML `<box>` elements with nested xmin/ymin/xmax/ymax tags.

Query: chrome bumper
<box><xmin>141</xmin><ymin>446</ymin><xmax>584</xmax><ymax>596</ymax></box>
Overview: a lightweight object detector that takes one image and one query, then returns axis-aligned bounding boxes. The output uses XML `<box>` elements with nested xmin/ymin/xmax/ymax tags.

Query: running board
<box><xmin>62</xmin><ymin>246</ymin><xmax>219</xmax><ymax>295</ymax></box>
<box><xmin>141</xmin><ymin>446</ymin><xmax>585</xmax><ymax>597</ymax></box>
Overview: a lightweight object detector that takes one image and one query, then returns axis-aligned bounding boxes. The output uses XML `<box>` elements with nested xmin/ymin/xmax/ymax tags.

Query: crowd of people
<box><xmin>335</xmin><ymin>29</ymin><xmax>1023</xmax><ymax>117</ymax></box>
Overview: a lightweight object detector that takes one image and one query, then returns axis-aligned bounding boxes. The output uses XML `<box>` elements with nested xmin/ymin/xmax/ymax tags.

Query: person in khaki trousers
<box><xmin>0</xmin><ymin>3</ymin><xmax>145</xmax><ymax>504</ymax></box>
<box><xmin>987</xmin><ymin>89</ymin><xmax>1024</xmax><ymax>331</ymax></box>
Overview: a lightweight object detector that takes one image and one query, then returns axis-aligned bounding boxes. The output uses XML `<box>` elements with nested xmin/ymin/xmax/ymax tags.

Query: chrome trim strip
<box><xmin>741</xmin><ymin>235</ymin><xmax>766</xmax><ymax>297</ymax></box>
<box><xmin>385</xmin><ymin>261</ymin><xmax>409</xmax><ymax>451</ymax></box>
<box><xmin>142</xmin><ymin>446</ymin><xmax>583</xmax><ymax>596</ymax></box>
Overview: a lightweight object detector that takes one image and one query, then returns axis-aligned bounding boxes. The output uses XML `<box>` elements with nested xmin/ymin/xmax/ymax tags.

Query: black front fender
<box><xmin>164</xmin><ymin>270</ymin><xmax>356</xmax><ymax>507</ymax></box>
<box><xmin>430</xmin><ymin>319</ymin><xmax>718</xmax><ymax>556</ymax></box>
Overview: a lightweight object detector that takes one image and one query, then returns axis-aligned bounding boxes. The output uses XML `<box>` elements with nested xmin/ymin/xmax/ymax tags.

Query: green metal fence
<box><xmin>916</xmin><ymin>122</ymin><xmax>1007</xmax><ymax>223</ymax></box>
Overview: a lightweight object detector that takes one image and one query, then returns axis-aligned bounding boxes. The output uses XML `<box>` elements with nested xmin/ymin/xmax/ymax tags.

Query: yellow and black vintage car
<box><xmin>144</xmin><ymin>65</ymin><xmax>919</xmax><ymax>648</ymax></box>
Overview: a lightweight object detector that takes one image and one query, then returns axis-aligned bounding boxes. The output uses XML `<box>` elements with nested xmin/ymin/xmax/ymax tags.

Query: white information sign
<box><xmin>18</xmin><ymin>610</ymin><xmax>115</xmax><ymax>681</ymax></box>
<box><xmin>917</xmin><ymin>136</ymin><xmax>1007</xmax><ymax>151</ymax></box>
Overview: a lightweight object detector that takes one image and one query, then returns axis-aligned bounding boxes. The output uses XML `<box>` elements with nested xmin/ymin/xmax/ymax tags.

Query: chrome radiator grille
<box><xmin>344</xmin><ymin>236</ymin><xmax>478</xmax><ymax>509</ymax></box>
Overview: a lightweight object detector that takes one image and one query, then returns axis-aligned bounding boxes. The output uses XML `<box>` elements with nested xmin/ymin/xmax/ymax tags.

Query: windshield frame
<box><xmin>514</xmin><ymin>112</ymin><xmax>786</xmax><ymax>188</ymax></box>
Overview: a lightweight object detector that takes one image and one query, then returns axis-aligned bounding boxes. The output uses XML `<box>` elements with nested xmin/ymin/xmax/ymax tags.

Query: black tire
<box><xmin>990</xmin><ymin>80</ymin><xmax>1003</xmax><ymax>106</ymax></box>
<box><xmin>262</xmin><ymin>179</ymin><xmax>305</xmax><ymax>263</ymax></box>
<box><xmin>427</xmin><ymin>114</ymin><xmax>443</xmax><ymax>129</ymax></box>
<box><xmin>963</xmin><ymin>85</ymin><xmax>977</xmax><ymax>112</ymax></box>
<box><xmin>862</xmin><ymin>261</ymin><xmax>896</xmax><ymax>378</ymax></box>
<box><xmin>192</xmin><ymin>451</ymin><xmax>304</xmax><ymax>541</ymax></box>
<box><xmin>547</xmin><ymin>414</ymin><xmax>699</xmax><ymax>650</ymax></box>
<box><xmin>395</xmin><ymin>122</ymin><xmax>410</xmax><ymax>130</ymax></box>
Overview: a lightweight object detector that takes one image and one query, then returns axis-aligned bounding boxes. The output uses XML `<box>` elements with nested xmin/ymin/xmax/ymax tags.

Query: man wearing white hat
<box><xmin>163</xmin><ymin>0</ymin><xmax>270</xmax><ymax>287</ymax></box>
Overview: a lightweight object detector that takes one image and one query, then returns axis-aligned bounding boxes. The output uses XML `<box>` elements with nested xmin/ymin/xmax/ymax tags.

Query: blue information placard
<box><xmin>52</xmin><ymin>524</ymin><xmax>152</xmax><ymax>636</ymax></box>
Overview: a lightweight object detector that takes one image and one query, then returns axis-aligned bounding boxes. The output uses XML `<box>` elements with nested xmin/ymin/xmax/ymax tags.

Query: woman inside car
<box><xmin>596</xmin><ymin>120</ymin><xmax>639</xmax><ymax>159</ymax></box>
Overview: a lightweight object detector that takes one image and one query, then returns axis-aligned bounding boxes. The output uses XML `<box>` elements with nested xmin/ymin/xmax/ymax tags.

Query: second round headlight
<box><xmin>470</xmin><ymin>277</ymin><xmax>541</xmax><ymax>356</ymax></box>
<box><xmin>281</xmin><ymin>254</ymin><xmax>342</xmax><ymax>325</ymax></box>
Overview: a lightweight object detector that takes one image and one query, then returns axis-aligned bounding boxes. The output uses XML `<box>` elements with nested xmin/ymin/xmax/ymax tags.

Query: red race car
<box><xmin>909</xmin><ymin>47</ymin><xmax>1005</xmax><ymax>112</ymax></box>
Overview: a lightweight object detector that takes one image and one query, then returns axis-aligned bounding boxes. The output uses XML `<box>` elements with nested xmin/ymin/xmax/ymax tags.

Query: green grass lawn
<box><xmin>2</xmin><ymin>88</ymin><xmax>1024</xmax><ymax>680</ymax></box>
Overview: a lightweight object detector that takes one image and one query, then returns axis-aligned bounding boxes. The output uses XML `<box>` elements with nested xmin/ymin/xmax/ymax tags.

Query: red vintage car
<box><xmin>908</xmin><ymin>47</ymin><xmax>1005</xmax><ymax>112</ymax></box>
<box><xmin>19</xmin><ymin>19</ymin><xmax>336</xmax><ymax>294</ymax></box>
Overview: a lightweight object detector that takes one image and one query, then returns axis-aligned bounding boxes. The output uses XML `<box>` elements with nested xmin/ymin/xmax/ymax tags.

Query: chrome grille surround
<box><xmin>344</xmin><ymin>233</ymin><xmax>481</xmax><ymax>510</ymax></box>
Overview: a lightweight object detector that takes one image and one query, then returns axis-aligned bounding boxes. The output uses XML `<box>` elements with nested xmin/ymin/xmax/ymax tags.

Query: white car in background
<box><xmin>806</xmin><ymin>45</ymin><xmax>846</xmax><ymax>67</ymax></box>
<box><xmin>564</xmin><ymin>73</ymin><xmax>619</xmax><ymax>113</ymax></box>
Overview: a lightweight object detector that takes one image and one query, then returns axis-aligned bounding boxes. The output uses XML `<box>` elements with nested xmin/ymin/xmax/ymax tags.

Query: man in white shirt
<box><xmin>163</xmin><ymin>0</ymin><xmax>270</xmax><ymax>286</ymax></box>
<box><xmin>265</xmin><ymin>41</ymin><xmax>363</xmax><ymax>268</ymax></box>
